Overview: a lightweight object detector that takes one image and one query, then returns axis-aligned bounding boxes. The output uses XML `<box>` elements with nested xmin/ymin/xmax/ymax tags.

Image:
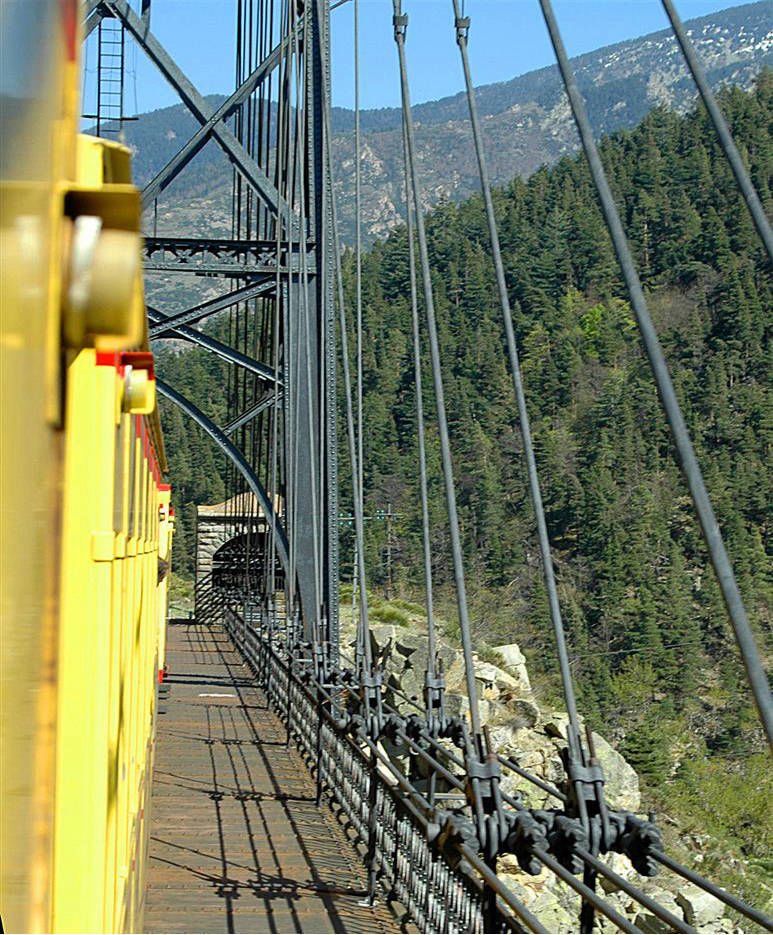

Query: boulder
<box><xmin>395</xmin><ymin>630</ymin><xmax>428</xmax><ymax>657</ymax></box>
<box><xmin>436</xmin><ymin>643</ymin><xmax>459</xmax><ymax>674</ymax></box>
<box><xmin>493</xmin><ymin>726</ymin><xmax>565</xmax><ymax>808</ymax></box>
<box><xmin>491</xmin><ymin>724</ymin><xmax>550</xmax><ymax>762</ymax></box>
<box><xmin>444</xmin><ymin>692</ymin><xmax>490</xmax><ymax>724</ymax></box>
<box><xmin>544</xmin><ymin>713</ymin><xmax>640</xmax><ymax>811</ymax></box>
<box><xmin>452</xmin><ymin>659</ymin><xmax>530</xmax><ymax>704</ymax></box>
<box><xmin>509</xmin><ymin>697</ymin><xmax>541</xmax><ymax>728</ymax></box>
<box><xmin>492</xmin><ymin>642</ymin><xmax>526</xmax><ymax>668</ymax></box>
<box><xmin>484</xmin><ymin>699</ymin><xmax>540</xmax><ymax>729</ymax></box>
<box><xmin>493</xmin><ymin>643</ymin><xmax>532</xmax><ymax>693</ymax></box>
<box><xmin>675</xmin><ymin>884</ymin><xmax>725</xmax><ymax>927</ymax></box>
<box><xmin>627</xmin><ymin>886</ymin><xmax>682</xmax><ymax>933</ymax></box>
<box><xmin>395</xmin><ymin>665</ymin><xmax>424</xmax><ymax>707</ymax></box>
<box><xmin>634</xmin><ymin>911</ymin><xmax>677</xmax><ymax>933</ymax></box>
<box><xmin>497</xmin><ymin>859</ymin><xmax>578</xmax><ymax>933</ymax></box>
<box><xmin>596</xmin><ymin>851</ymin><xmax>641</xmax><ymax>894</ymax></box>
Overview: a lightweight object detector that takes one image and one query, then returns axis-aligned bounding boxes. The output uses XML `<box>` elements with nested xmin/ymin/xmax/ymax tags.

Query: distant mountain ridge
<box><xmin>117</xmin><ymin>1</ymin><xmax>771</xmax><ymax>244</ymax></box>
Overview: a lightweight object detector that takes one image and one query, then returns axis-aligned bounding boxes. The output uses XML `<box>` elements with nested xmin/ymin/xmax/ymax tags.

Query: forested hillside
<box><xmin>157</xmin><ymin>73</ymin><xmax>772</xmax><ymax>880</ymax></box>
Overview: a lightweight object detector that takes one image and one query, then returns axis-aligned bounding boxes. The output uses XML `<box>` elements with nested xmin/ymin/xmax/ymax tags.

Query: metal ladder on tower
<box><xmin>96</xmin><ymin>17</ymin><xmax>125</xmax><ymax>137</ymax></box>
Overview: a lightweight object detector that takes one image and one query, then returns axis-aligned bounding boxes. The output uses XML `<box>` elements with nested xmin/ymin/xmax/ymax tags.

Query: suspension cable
<box><xmin>354</xmin><ymin>0</ymin><xmax>364</xmax><ymax>575</ymax></box>
<box><xmin>351</xmin><ymin>0</ymin><xmax>365</xmax><ymax>670</ymax></box>
<box><xmin>449</xmin><ymin>0</ymin><xmax>588</xmax><ymax>777</ymax></box>
<box><xmin>401</xmin><ymin>114</ymin><xmax>437</xmax><ymax>681</ymax></box>
<box><xmin>321</xmin><ymin>61</ymin><xmax>373</xmax><ymax>673</ymax></box>
<box><xmin>286</xmin><ymin>5</ymin><xmax>302</xmax><ymax>620</ymax></box>
<box><xmin>660</xmin><ymin>0</ymin><xmax>773</xmax><ymax>261</ymax></box>
<box><xmin>295</xmin><ymin>4</ymin><xmax>323</xmax><ymax>631</ymax></box>
<box><xmin>267</xmin><ymin>0</ymin><xmax>292</xmax><ymax>606</ymax></box>
<box><xmin>538</xmin><ymin>0</ymin><xmax>773</xmax><ymax>747</ymax></box>
<box><xmin>392</xmin><ymin>0</ymin><xmax>483</xmax><ymax>742</ymax></box>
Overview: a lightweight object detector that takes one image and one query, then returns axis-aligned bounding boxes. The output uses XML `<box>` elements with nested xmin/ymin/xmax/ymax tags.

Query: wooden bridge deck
<box><xmin>144</xmin><ymin>619</ymin><xmax>398</xmax><ymax>934</ymax></box>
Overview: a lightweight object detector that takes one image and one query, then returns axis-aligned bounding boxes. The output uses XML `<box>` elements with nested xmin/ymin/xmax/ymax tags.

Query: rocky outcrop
<box><xmin>492</xmin><ymin>642</ymin><xmax>531</xmax><ymax>692</ymax></box>
<box><xmin>353</xmin><ymin>616</ymin><xmax>641</xmax><ymax>812</ymax></box>
<box><xmin>544</xmin><ymin>713</ymin><xmax>641</xmax><ymax>812</ymax></box>
<box><xmin>339</xmin><ymin>608</ymin><xmax>742</xmax><ymax>933</ymax></box>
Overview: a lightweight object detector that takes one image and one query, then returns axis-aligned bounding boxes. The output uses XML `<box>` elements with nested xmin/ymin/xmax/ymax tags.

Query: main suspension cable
<box><xmin>538</xmin><ymin>0</ymin><xmax>773</xmax><ymax>747</ymax></box>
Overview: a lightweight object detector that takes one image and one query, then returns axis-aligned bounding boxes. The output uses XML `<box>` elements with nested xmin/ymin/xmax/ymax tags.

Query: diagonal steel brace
<box><xmin>102</xmin><ymin>0</ymin><xmax>296</xmax><ymax>224</ymax></box>
<box><xmin>141</xmin><ymin>31</ymin><xmax>296</xmax><ymax>209</ymax></box>
<box><xmin>146</xmin><ymin>306</ymin><xmax>280</xmax><ymax>385</ymax></box>
<box><xmin>148</xmin><ymin>280</ymin><xmax>275</xmax><ymax>337</ymax></box>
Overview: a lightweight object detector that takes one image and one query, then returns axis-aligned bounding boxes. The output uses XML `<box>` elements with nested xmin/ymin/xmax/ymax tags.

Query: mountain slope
<box><xmin>117</xmin><ymin>2</ymin><xmax>772</xmax><ymax>244</ymax></box>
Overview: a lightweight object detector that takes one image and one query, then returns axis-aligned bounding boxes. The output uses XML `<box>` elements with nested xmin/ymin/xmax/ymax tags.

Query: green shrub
<box><xmin>370</xmin><ymin>605</ymin><xmax>410</xmax><ymax>627</ymax></box>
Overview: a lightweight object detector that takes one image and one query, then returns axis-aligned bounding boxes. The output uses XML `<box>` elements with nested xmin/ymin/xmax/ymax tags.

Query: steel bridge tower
<box><xmin>85</xmin><ymin>0</ymin><xmax>339</xmax><ymax>649</ymax></box>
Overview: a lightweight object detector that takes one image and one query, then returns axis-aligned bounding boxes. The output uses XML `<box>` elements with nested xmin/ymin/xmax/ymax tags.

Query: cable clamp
<box><xmin>361</xmin><ymin>671</ymin><xmax>382</xmax><ymax>690</ymax></box>
<box><xmin>392</xmin><ymin>13</ymin><xmax>408</xmax><ymax>39</ymax></box>
<box><xmin>503</xmin><ymin>810</ymin><xmax>550</xmax><ymax>875</ymax></box>
<box><xmin>465</xmin><ymin>755</ymin><xmax>501</xmax><ymax>807</ymax></box>
<box><xmin>615</xmin><ymin>812</ymin><xmax>662</xmax><ymax>877</ymax></box>
<box><xmin>403</xmin><ymin>714</ymin><xmax>425</xmax><ymax>741</ymax></box>
<box><xmin>380</xmin><ymin>712</ymin><xmax>402</xmax><ymax>743</ymax></box>
<box><xmin>549</xmin><ymin>814</ymin><xmax>588</xmax><ymax>874</ymax></box>
<box><xmin>466</xmin><ymin>757</ymin><xmax>500</xmax><ymax>782</ymax></box>
<box><xmin>436</xmin><ymin>813</ymin><xmax>477</xmax><ymax>868</ymax></box>
<box><xmin>567</xmin><ymin>762</ymin><xmax>605</xmax><ymax>785</ymax></box>
<box><xmin>455</xmin><ymin>15</ymin><xmax>470</xmax><ymax>43</ymax></box>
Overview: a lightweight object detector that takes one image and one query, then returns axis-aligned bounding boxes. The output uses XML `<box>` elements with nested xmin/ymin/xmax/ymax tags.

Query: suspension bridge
<box><xmin>1</xmin><ymin>0</ymin><xmax>770</xmax><ymax>931</ymax></box>
<box><xmin>89</xmin><ymin>0</ymin><xmax>773</xmax><ymax>931</ymax></box>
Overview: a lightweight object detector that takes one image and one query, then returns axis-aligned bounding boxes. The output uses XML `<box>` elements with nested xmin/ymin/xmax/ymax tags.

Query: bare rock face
<box><xmin>497</xmin><ymin>857</ymin><xmax>579</xmax><ymax>933</ymax></box>
<box><xmin>342</xmin><ymin>612</ymin><xmax>641</xmax><ymax>813</ymax></box>
<box><xmin>494</xmin><ymin>725</ymin><xmax>565</xmax><ymax>807</ymax></box>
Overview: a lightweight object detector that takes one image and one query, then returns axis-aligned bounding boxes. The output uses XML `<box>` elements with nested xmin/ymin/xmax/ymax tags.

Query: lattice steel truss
<box><xmin>87</xmin><ymin>0</ymin><xmax>339</xmax><ymax>649</ymax></box>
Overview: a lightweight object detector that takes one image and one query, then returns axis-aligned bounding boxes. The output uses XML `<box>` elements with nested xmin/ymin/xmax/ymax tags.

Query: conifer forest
<box><xmin>157</xmin><ymin>72</ymin><xmax>772</xmax><ymax>894</ymax></box>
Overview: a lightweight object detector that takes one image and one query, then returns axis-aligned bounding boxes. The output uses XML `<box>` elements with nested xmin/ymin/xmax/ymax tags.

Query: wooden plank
<box><xmin>144</xmin><ymin>620</ymin><xmax>398</xmax><ymax>934</ymax></box>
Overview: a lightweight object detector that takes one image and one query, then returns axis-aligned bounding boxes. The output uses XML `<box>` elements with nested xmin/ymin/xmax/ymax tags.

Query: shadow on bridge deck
<box><xmin>144</xmin><ymin>619</ymin><xmax>399</xmax><ymax>934</ymax></box>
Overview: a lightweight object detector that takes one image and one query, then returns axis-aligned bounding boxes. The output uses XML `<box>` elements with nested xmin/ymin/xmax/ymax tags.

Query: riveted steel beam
<box><xmin>223</xmin><ymin>392</ymin><xmax>282</xmax><ymax>436</ymax></box>
<box><xmin>141</xmin><ymin>35</ymin><xmax>292</xmax><ymax>209</ymax></box>
<box><xmin>84</xmin><ymin>8</ymin><xmax>106</xmax><ymax>37</ymax></box>
<box><xmin>148</xmin><ymin>280</ymin><xmax>275</xmax><ymax>337</ymax></box>
<box><xmin>144</xmin><ymin>262</ymin><xmax>287</xmax><ymax>277</ymax></box>
<box><xmin>146</xmin><ymin>306</ymin><xmax>280</xmax><ymax>384</ymax></box>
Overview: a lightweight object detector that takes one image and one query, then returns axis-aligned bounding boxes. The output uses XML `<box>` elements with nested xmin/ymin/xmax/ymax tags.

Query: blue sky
<box><xmin>81</xmin><ymin>0</ymin><xmax>764</xmax><ymax>116</ymax></box>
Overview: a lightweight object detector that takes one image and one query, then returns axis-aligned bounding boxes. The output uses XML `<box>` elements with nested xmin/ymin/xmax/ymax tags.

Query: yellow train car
<box><xmin>1</xmin><ymin>3</ymin><xmax>173</xmax><ymax>932</ymax></box>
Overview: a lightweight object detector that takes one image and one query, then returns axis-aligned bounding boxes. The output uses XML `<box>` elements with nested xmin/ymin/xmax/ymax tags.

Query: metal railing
<box><xmin>204</xmin><ymin>592</ymin><xmax>772</xmax><ymax>935</ymax></box>
<box><xmin>221</xmin><ymin>602</ymin><xmax>547</xmax><ymax>934</ymax></box>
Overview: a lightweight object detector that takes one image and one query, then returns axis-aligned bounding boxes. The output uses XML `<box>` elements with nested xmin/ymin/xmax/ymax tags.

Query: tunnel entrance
<box><xmin>196</xmin><ymin>493</ymin><xmax>283</xmax><ymax>600</ymax></box>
